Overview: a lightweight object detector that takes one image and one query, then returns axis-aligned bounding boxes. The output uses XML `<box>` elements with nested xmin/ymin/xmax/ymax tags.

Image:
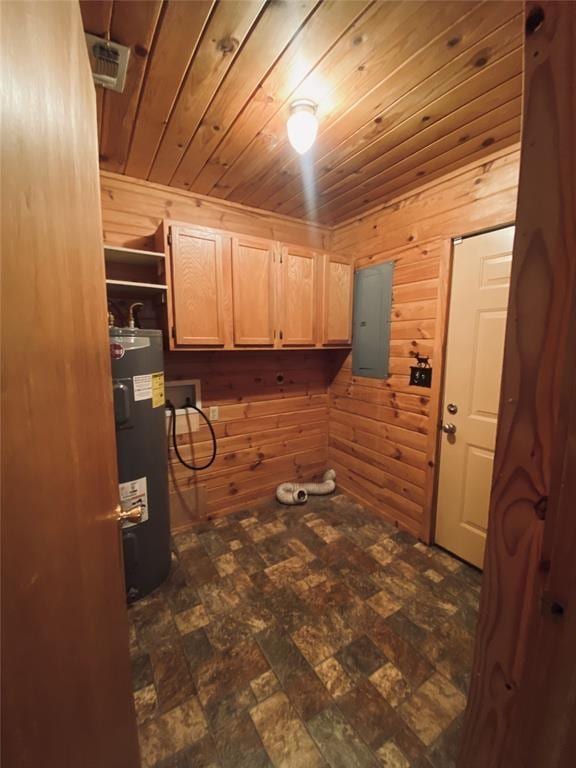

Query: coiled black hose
<box><xmin>166</xmin><ymin>401</ymin><xmax>217</xmax><ymax>471</ymax></box>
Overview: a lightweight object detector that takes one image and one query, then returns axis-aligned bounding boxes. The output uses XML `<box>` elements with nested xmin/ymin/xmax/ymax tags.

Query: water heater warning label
<box><xmin>133</xmin><ymin>373</ymin><xmax>152</xmax><ymax>401</ymax></box>
<box><xmin>119</xmin><ymin>476</ymin><xmax>148</xmax><ymax>528</ymax></box>
<box><xmin>133</xmin><ymin>372</ymin><xmax>164</xmax><ymax>405</ymax></box>
<box><xmin>151</xmin><ymin>372</ymin><xmax>164</xmax><ymax>408</ymax></box>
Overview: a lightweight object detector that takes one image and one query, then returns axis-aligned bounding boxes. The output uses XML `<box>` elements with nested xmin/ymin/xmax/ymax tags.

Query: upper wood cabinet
<box><xmin>322</xmin><ymin>253</ymin><xmax>354</xmax><ymax>345</ymax></box>
<box><xmin>164</xmin><ymin>220</ymin><xmax>353</xmax><ymax>349</ymax></box>
<box><xmin>279</xmin><ymin>245</ymin><xmax>320</xmax><ymax>346</ymax></box>
<box><xmin>231</xmin><ymin>235</ymin><xmax>276</xmax><ymax>346</ymax></box>
<box><xmin>169</xmin><ymin>225</ymin><xmax>230</xmax><ymax>347</ymax></box>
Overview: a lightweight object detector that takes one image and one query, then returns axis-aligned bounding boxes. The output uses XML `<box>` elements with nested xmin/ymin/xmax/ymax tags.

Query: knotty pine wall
<box><xmin>165</xmin><ymin>351</ymin><xmax>333</xmax><ymax>530</ymax></box>
<box><xmin>329</xmin><ymin>145</ymin><xmax>521</xmax><ymax>542</ymax></box>
<box><xmin>100</xmin><ymin>148</ymin><xmax>521</xmax><ymax>535</ymax></box>
<box><xmin>99</xmin><ymin>173</ymin><xmax>333</xmax><ymax>530</ymax></box>
<box><xmin>100</xmin><ymin>170</ymin><xmax>331</xmax><ymax>251</ymax></box>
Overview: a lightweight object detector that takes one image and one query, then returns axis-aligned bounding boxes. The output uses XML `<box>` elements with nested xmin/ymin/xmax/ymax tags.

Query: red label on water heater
<box><xmin>110</xmin><ymin>342</ymin><xmax>125</xmax><ymax>360</ymax></box>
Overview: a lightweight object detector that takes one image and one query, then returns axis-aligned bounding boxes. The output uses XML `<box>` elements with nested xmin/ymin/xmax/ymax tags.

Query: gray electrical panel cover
<box><xmin>352</xmin><ymin>262</ymin><xmax>394</xmax><ymax>378</ymax></box>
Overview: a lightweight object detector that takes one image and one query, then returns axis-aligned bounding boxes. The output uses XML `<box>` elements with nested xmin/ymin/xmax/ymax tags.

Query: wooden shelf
<box><xmin>104</xmin><ymin>244</ymin><xmax>164</xmax><ymax>265</ymax></box>
<box><xmin>105</xmin><ymin>279</ymin><xmax>168</xmax><ymax>297</ymax></box>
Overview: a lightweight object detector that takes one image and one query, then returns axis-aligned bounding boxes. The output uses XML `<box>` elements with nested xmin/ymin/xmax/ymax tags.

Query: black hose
<box><xmin>166</xmin><ymin>401</ymin><xmax>217</xmax><ymax>471</ymax></box>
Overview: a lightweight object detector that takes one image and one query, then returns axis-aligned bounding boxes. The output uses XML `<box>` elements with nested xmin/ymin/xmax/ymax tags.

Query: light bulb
<box><xmin>287</xmin><ymin>100</ymin><xmax>318</xmax><ymax>155</ymax></box>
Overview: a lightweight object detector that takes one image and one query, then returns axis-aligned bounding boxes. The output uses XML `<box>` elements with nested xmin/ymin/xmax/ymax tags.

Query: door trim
<box><xmin>422</xmin><ymin>223</ymin><xmax>515</xmax><ymax>545</ymax></box>
<box><xmin>421</xmin><ymin>238</ymin><xmax>452</xmax><ymax>544</ymax></box>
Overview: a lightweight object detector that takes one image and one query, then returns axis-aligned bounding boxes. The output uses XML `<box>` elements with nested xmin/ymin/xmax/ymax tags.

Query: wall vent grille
<box><xmin>85</xmin><ymin>34</ymin><xmax>130</xmax><ymax>93</ymax></box>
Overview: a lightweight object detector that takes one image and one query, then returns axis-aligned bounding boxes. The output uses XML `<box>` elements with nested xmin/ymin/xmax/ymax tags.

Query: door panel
<box><xmin>435</xmin><ymin>227</ymin><xmax>514</xmax><ymax>568</ymax></box>
<box><xmin>171</xmin><ymin>226</ymin><xmax>227</xmax><ymax>346</ymax></box>
<box><xmin>280</xmin><ymin>245</ymin><xmax>318</xmax><ymax>346</ymax></box>
<box><xmin>231</xmin><ymin>236</ymin><xmax>275</xmax><ymax>345</ymax></box>
<box><xmin>462</xmin><ymin>446</ymin><xmax>494</xmax><ymax>530</ymax></box>
<box><xmin>1</xmin><ymin>3</ymin><xmax>139</xmax><ymax>766</ymax></box>
<box><xmin>323</xmin><ymin>253</ymin><xmax>354</xmax><ymax>345</ymax></box>
<box><xmin>470</xmin><ymin>310</ymin><xmax>508</xmax><ymax>414</ymax></box>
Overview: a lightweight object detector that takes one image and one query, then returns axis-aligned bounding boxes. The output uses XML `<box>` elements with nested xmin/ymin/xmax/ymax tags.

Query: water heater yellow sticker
<box><xmin>151</xmin><ymin>372</ymin><xmax>165</xmax><ymax>408</ymax></box>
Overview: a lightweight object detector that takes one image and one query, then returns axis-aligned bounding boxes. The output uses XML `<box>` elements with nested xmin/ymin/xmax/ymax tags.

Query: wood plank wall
<box><xmin>100</xmin><ymin>149</ymin><xmax>522</xmax><ymax>536</ymax></box>
<box><xmin>99</xmin><ymin>173</ymin><xmax>334</xmax><ymax>530</ymax></box>
<box><xmin>164</xmin><ymin>351</ymin><xmax>332</xmax><ymax>531</ymax></box>
<box><xmin>329</xmin><ymin>145</ymin><xmax>521</xmax><ymax>541</ymax></box>
<box><xmin>100</xmin><ymin>170</ymin><xmax>331</xmax><ymax>251</ymax></box>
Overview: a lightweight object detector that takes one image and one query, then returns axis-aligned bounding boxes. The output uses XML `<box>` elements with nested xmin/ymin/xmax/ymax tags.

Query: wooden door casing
<box><xmin>170</xmin><ymin>225</ymin><xmax>229</xmax><ymax>346</ymax></box>
<box><xmin>323</xmin><ymin>253</ymin><xmax>354</xmax><ymax>345</ymax></box>
<box><xmin>1</xmin><ymin>2</ymin><xmax>140</xmax><ymax>767</ymax></box>
<box><xmin>435</xmin><ymin>227</ymin><xmax>514</xmax><ymax>568</ymax></box>
<box><xmin>231</xmin><ymin>235</ymin><xmax>276</xmax><ymax>346</ymax></box>
<box><xmin>279</xmin><ymin>244</ymin><xmax>319</xmax><ymax>346</ymax></box>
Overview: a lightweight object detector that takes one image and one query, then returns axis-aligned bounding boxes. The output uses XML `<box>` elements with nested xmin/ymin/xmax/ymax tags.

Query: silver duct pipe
<box><xmin>276</xmin><ymin>469</ymin><xmax>336</xmax><ymax>505</ymax></box>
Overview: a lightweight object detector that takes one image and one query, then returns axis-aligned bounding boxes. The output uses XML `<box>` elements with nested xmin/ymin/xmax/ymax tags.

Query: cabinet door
<box><xmin>231</xmin><ymin>236</ymin><xmax>276</xmax><ymax>345</ymax></box>
<box><xmin>279</xmin><ymin>245</ymin><xmax>319</xmax><ymax>346</ymax></box>
<box><xmin>323</xmin><ymin>253</ymin><xmax>354</xmax><ymax>345</ymax></box>
<box><xmin>170</xmin><ymin>226</ymin><xmax>227</xmax><ymax>346</ymax></box>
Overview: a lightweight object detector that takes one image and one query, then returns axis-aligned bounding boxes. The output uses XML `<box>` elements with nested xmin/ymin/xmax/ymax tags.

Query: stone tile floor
<box><xmin>127</xmin><ymin>494</ymin><xmax>481</xmax><ymax>768</ymax></box>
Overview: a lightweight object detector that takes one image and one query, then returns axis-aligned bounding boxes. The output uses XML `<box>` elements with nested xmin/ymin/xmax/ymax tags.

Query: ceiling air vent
<box><xmin>85</xmin><ymin>34</ymin><xmax>130</xmax><ymax>93</ymax></box>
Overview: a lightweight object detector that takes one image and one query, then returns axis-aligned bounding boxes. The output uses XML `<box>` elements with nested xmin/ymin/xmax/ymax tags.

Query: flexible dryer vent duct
<box><xmin>276</xmin><ymin>469</ymin><xmax>336</xmax><ymax>505</ymax></box>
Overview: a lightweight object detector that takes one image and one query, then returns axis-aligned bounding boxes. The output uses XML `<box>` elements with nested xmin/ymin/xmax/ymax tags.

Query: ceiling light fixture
<box><xmin>287</xmin><ymin>99</ymin><xmax>318</xmax><ymax>155</ymax></box>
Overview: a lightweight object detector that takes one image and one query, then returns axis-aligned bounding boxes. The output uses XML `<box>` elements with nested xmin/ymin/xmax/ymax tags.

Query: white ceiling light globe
<box><xmin>287</xmin><ymin>100</ymin><xmax>318</xmax><ymax>155</ymax></box>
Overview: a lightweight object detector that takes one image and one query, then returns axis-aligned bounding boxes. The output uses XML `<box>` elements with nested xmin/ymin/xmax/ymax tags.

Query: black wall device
<box><xmin>409</xmin><ymin>355</ymin><xmax>433</xmax><ymax>388</ymax></box>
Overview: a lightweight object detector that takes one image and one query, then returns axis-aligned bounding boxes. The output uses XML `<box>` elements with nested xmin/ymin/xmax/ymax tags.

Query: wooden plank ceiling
<box><xmin>80</xmin><ymin>0</ymin><xmax>523</xmax><ymax>226</ymax></box>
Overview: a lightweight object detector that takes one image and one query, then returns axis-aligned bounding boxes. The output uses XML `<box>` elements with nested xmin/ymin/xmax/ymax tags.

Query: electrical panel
<box><xmin>352</xmin><ymin>262</ymin><xmax>394</xmax><ymax>379</ymax></box>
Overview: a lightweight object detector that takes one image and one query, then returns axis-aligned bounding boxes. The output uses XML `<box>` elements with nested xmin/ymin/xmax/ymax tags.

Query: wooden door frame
<box><xmin>420</xmin><ymin>237</ymin><xmax>451</xmax><ymax>544</ymax></box>
<box><xmin>422</xmin><ymin>223</ymin><xmax>515</xmax><ymax>546</ymax></box>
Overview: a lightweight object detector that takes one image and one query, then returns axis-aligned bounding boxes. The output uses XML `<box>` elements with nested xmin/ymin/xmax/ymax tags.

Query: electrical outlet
<box><xmin>209</xmin><ymin>406</ymin><xmax>219</xmax><ymax>421</ymax></box>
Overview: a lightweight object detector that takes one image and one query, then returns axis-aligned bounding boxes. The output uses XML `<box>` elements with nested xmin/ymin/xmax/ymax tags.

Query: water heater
<box><xmin>109</xmin><ymin>328</ymin><xmax>170</xmax><ymax>601</ymax></box>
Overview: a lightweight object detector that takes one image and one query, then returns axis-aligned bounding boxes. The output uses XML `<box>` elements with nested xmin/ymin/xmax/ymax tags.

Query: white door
<box><xmin>435</xmin><ymin>227</ymin><xmax>514</xmax><ymax>568</ymax></box>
